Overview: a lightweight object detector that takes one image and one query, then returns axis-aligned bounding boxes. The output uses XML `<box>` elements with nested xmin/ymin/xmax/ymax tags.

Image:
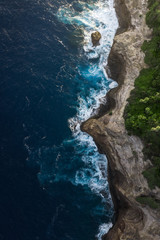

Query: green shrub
<box><xmin>143</xmin><ymin>167</ymin><xmax>160</xmax><ymax>189</ymax></box>
<box><xmin>136</xmin><ymin>196</ymin><xmax>160</xmax><ymax>209</ymax></box>
<box><xmin>124</xmin><ymin>0</ymin><xmax>160</xmax><ymax>188</ymax></box>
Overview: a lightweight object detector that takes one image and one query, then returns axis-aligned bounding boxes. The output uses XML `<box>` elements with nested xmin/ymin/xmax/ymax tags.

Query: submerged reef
<box><xmin>82</xmin><ymin>0</ymin><xmax>160</xmax><ymax>239</ymax></box>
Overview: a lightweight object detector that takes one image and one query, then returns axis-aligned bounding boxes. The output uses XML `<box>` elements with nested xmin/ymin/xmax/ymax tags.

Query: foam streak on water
<box><xmin>56</xmin><ymin>0</ymin><xmax>118</xmax><ymax>238</ymax></box>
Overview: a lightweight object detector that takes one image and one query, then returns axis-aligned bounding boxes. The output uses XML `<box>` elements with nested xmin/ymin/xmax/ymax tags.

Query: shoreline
<box><xmin>82</xmin><ymin>0</ymin><xmax>160</xmax><ymax>239</ymax></box>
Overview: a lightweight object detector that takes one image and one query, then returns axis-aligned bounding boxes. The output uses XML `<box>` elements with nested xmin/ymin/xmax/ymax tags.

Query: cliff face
<box><xmin>82</xmin><ymin>0</ymin><xmax>160</xmax><ymax>239</ymax></box>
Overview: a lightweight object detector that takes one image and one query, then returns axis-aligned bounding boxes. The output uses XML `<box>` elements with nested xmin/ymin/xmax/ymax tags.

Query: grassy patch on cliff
<box><xmin>143</xmin><ymin>167</ymin><xmax>160</xmax><ymax>189</ymax></box>
<box><xmin>124</xmin><ymin>0</ymin><xmax>160</xmax><ymax>189</ymax></box>
<box><xmin>136</xmin><ymin>196</ymin><xmax>160</xmax><ymax>209</ymax></box>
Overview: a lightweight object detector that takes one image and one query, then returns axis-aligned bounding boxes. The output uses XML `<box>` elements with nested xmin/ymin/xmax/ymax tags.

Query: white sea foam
<box><xmin>56</xmin><ymin>0</ymin><xmax>118</xmax><ymax>238</ymax></box>
<box><xmin>97</xmin><ymin>222</ymin><xmax>113</xmax><ymax>240</ymax></box>
<box><xmin>65</xmin><ymin>0</ymin><xmax>118</xmax><ymax>196</ymax></box>
<box><xmin>109</xmin><ymin>81</ymin><xmax>118</xmax><ymax>89</ymax></box>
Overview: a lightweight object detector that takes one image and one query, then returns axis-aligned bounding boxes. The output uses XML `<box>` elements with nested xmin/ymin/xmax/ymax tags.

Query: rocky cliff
<box><xmin>82</xmin><ymin>0</ymin><xmax>160</xmax><ymax>239</ymax></box>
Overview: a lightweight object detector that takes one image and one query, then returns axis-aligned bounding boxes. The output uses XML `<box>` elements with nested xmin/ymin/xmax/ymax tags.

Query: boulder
<box><xmin>91</xmin><ymin>31</ymin><xmax>101</xmax><ymax>46</ymax></box>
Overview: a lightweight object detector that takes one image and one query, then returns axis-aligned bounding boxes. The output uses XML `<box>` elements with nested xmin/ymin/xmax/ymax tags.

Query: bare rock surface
<box><xmin>91</xmin><ymin>31</ymin><xmax>101</xmax><ymax>46</ymax></box>
<box><xmin>82</xmin><ymin>0</ymin><xmax>160</xmax><ymax>239</ymax></box>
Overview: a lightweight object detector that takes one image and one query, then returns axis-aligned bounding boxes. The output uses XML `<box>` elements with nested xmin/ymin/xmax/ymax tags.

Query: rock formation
<box><xmin>91</xmin><ymin>31</ymin><xmax>101</xmax><ymax>46</ymax></box>
<box><xmin>82</xmin><ymin>0</ymin><xmax>160</xmax><ymax>239</ymax></box>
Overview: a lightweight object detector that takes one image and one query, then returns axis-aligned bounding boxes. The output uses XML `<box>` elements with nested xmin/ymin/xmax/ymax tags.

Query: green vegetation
<box><xmin>124</xmin><ymin>0</ymin><xmax>160</xmax><ymax>189</ymax></box>
<box><xmin>143</xmin><ymin>167</ymin><xmax>160</xmax><ymax>189</ymax></box>
<box><xmin>136</xmin><ymin>196</ymin><xmax>160</xmax><ymax>209</ymax></box>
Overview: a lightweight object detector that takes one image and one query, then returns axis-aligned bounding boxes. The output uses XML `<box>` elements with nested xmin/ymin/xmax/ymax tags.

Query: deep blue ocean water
<box><xmin>0</xmin><ymin>0</ymin><xmax>118</xmax><ymax>239</ymax></box>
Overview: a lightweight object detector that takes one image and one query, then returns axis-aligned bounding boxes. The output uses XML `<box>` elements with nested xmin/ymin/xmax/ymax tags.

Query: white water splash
<box><xmin>56</xmin><ymin>0</ymin><xmax>118</xmax><ymax>238</ymax></box>
<box><xmin>57</xmin><ymin>0</ymin><xmax>118</xmax><ymax>194</ymax></box>
<box><xmin>97</xmin><ymin>222</ymin><xmax>113</xmax><ymax>240</ymax></box>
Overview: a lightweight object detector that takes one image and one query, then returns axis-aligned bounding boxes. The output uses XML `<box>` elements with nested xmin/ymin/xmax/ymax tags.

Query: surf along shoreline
<box><xmin>82</xmin><ymin>0</ymin><xmax>160</xmax><ymax>239</ymax></box>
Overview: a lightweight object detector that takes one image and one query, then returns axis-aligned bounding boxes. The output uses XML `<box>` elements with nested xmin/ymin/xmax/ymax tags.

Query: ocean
<box><xmin>0</xmin><ymin>0</ymin><xmax>118</xmax><ymax>239</ymax></box>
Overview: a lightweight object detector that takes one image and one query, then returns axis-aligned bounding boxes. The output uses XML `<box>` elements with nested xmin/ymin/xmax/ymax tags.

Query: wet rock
<box><xmin>91</xmin><ymin>31</ymin><xmax>101</xmax><ymax>46</ymax></box>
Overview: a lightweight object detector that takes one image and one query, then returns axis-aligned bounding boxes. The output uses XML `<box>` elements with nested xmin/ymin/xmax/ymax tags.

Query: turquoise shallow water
<box><xmin>0</xmin><ymin>0</ymin><xmax>118</xmax><ymax>239</ymax></box>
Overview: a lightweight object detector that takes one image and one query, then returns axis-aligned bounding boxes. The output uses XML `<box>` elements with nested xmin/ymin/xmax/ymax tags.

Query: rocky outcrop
<box><xmin>82</xmin><ymin>0</ymin><xmax>160</xmax><ymax>239</ymax></box>
<box><xmin>91</xmin><ymin>31</ymin><xmax>101</xmax><ymax>46</ymax></box>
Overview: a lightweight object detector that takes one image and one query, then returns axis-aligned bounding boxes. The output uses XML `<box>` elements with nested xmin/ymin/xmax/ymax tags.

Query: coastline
<box><xmin>82</xmin><ymin>0</ymin><xmax>160</xmax><ymax>239</ymax></box>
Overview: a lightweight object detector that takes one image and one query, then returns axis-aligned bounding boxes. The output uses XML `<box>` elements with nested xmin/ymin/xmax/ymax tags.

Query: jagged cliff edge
<box><xmin>81</xmin><ymin>0</ymin><xmax>160</xmax><ymax>239</ymax></box>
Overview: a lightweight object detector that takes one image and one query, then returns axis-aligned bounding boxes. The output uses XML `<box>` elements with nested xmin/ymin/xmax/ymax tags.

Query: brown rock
<box><xmin>91</xmin><ymin>31</ymin><xmax>101</xmax><ymax>46</ymax></box>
